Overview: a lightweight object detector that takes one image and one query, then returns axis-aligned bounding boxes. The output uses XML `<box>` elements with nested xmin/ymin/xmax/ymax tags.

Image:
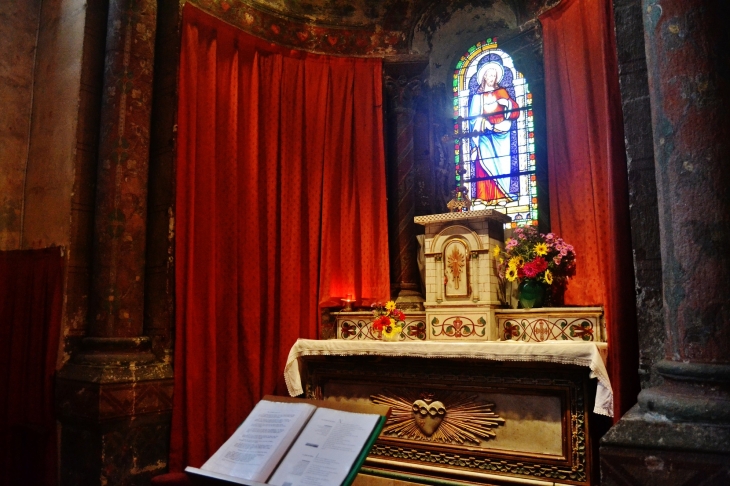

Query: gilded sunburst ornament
<box><xmin>371</xmin><ymin>391</ymin><xmax>504</xmax><ymax>444</ymax></box>
<box><xmin>447</xmin><ymin>246</ymin><xmax>465</xmax><ymax>289</ymax></box>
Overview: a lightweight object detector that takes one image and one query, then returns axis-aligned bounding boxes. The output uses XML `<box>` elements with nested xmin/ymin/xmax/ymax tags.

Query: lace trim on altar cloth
<box><xmin>283</xmin><ymin>339</ymin><xmax>613</xmax><ymax>417</ymax></box>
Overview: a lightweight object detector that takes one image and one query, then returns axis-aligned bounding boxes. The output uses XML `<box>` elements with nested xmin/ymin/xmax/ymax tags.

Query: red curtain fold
<box><xmin>541</xmin><ymin>0</ymin><xmax>640</xmax><ymax>420</ymax></box>
<box><xmin>0</xmin><ymin>247</ymin><xmax>64</xmax><ymax>486</ymax></box>
<box><xmin>171</xmin><ymin>4</ymin><xmax>389</xmax><ymax>470</ymax></box>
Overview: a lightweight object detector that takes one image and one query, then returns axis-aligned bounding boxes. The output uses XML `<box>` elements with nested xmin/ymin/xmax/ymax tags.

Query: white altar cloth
<box><xmin>284</xmin><ymin>339</ymin><xmax>613</xmax><ymax>417</ymax></box>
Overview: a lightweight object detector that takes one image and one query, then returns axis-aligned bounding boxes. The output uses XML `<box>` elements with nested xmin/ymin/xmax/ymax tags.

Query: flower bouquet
<box><xmin>495</xmin><ymin>226</ymin><xmax>576</xmax><ymax>309</ymax></box>
<box><xmin>371</xmin><ymin>301</ymin><xmax>406</xmax><ymax>341</ymax></box>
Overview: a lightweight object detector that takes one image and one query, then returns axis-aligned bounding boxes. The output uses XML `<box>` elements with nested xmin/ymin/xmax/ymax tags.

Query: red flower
<box><xmin>372</xmin><ymin>315</ymin><xmax>390</xmax><ymax>331</ymax></box>
<box><xmin>521</xmin><ymin>257</ymin><xmax>548</xmax><ymax>278</ymax></box>
<box><xmin>534</xmin><ymin>256</ymin><xmax>548</xmax><ymax>272</ymax></box>
<box><xmin>522</xmin><ymin>261</ymin><xmax>538</xmax><ymax>278</ymax></box>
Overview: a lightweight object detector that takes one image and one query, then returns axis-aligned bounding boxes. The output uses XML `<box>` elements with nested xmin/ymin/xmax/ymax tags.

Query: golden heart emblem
<box><xmin>412</xmin><ymin>399</ymin><xmax>446</xmax><ymax>436</ymax></box>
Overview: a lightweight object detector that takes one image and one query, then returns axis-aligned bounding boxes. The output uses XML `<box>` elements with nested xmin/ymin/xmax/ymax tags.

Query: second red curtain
<box><xmin>171</xmin><ymin>5</ymin><xmax>390</xmax><ymax>470</ymax></box>
<box><xmin>541</xmin><ymin>0</ymin><xmax>640</xmax><ymax>420</ymax></box>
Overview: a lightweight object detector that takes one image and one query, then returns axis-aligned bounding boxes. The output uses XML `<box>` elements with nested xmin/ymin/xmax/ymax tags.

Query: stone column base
<box><xmin>56</xmin><ymin>337</ymin><xmax>174</xmax><ymax>486</ymax></box>
<box><xmin>395</xmin><ymin>288</ymin><xmax>425</xmax><ymax>311</ymax></box>
<box><xmin>600</xmin><ymin>405</ymin><xmax>730</xmax><ymax>485</ymax></box>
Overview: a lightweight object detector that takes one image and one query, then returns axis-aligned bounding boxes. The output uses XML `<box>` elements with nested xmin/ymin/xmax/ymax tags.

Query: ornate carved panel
<box><xmin>496</xmin><ymin>307</ymin><xmax>606</xmax><ymax>343</ymax></box>
<box><xmin>371</xmin><ymin>390</ymin><xmax>503</xmax><ymax>444</ymax></box>
<box><xmin>298</xmin><ymin>355</ymin><xmax>596</xmax><ymax>485</ymax></box>
<box><xmin>334</xmin><ymin>311</ymin><xmax>427</xmax><ymax>341</ymax></box>
<box><xmin>503</xmin><ymin>317</ymin><xmax>596</xmax><ymax>342</ymax></box>
<box><xmin>444</xmin><ymin>238</ymin><xmax>469</xmax><ymax>298</ymax></box>
<box><xmin>430</xmin><ymin>315</ymin><xmax>487</xmax><ymax>339</ymax></box>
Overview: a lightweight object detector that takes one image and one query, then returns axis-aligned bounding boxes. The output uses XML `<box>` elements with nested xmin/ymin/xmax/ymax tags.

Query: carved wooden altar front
<box><xmin>287</xmin><ymin>340</ymin><xmax>610</xmax><ymax>486</ymax></box>
<box><xmin>299</xmin><ymin>355</ymin><xmax>600</xmax><ymax>486</ymax></box>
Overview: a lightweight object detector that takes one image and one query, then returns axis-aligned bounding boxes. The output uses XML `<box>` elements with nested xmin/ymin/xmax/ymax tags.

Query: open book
<box><xmin>185</xmin><ymin>396</ymin><xmax>390</xmax><ymax>486</ymax></box>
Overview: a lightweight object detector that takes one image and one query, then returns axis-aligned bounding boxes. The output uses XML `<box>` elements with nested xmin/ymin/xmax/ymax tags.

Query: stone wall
<box><xmin>612</xmin><ymin>0</ymin><xmax>664</xmax><ymax>389</ymax></box>
<box><xmin>22</xmin><ymin>0</ymin><xmax>87</xmax><ymax>250</ymax></box>
<box><xmin>0</xmin><ymin>0</ymin><xmax>88</xmax><ymax>251</ymax></box>
<box><xmin>0</xmin><ymin>1</ymin><xmax>42</xmax><ymax>250</ymax></box>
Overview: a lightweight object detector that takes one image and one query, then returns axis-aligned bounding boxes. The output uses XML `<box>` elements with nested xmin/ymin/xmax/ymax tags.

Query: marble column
<box><xmin>384</xmin><ymin>71</ymin><xmax>427</xmax><ymax>310</ymax></box>
<box><xmin>635</xmin><ymin>0</ymin><xmax>730</xmax><ymax>421</ymax></box>
<box><xmin>601</xmin><ymin>0</ymin><xmax>730</xmax><ymax>481</ymax></box>
<box><xmin>56</xmin><ymin>1</ymin><xmax>174</xmax><ymax>485</ymax></box>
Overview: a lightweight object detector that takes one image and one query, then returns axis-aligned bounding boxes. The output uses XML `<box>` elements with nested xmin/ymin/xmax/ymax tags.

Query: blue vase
<box><xmin>518</xmin><ymin>279</ymin><xmax>545</xmax><ymax>309</ymax></box>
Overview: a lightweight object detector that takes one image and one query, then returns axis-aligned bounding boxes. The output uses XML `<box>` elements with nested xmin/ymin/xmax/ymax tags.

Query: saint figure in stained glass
<box><xmin>454</xmin><ymin>39</ymin><xmax>537</xmax><ymax>227</ymax></box>
<box><xmin>468</xmin><ymin>56</ymin><xmax>520</xmax><ymax>201</ymax></box>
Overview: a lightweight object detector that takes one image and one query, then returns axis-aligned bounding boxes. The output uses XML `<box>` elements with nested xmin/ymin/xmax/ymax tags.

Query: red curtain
<box><xmin>541</xmin><ymin>0</ymin><xmax>639</xmax><ymax>420</ymax></box>
<box><xmin>171</xmin><ymin>5</ymin><xmax>389</xmax><ymax>470</ymax></box>
<box><xmin>0</xmin><ymin>247</ymin><xmax>64</xmax><ymax>486</ymax></box>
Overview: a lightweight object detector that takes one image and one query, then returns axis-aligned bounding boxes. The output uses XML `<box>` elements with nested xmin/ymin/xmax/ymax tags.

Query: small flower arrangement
<box><xmin>371</xmin><ymin>300</ymin><xmax>406</xmax><ymax>341</ymax></box>
<box><xmin>495</xmin><ymin>226</ymin><xmax>576</xmax><ymax>306</ymax></box>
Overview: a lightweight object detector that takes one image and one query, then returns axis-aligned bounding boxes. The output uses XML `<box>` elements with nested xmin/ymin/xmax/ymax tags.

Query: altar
<box><xmin>285</xmin><ymin>339</ymin><xmax>612</xmax><ymax>486</ymax></box>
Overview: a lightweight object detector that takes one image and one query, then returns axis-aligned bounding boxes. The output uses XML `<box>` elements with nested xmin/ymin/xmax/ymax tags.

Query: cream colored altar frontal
<box><xmin>285</xmin><ymin>339</ymin><xmax>612</xmax><ymax>417</ymax></box>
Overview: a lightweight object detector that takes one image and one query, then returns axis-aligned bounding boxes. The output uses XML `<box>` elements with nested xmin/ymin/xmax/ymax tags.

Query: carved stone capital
<box><xmin>384</xmin><ymin>74</ymin><xmax>423</xmax><ymax>110</ymax></box>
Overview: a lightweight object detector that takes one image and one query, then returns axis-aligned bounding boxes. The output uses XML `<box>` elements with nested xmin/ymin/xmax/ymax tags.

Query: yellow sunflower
<box><xmin>382</xmin><ymin>322</ymin><xmax>402</xmax><ymax>340</ymax></box>
<box><xmin>544</xmin><ymin>269</ymin><xmax>553</xmax><ymax>285</ymax></box>
<box><xmin>385</xmin><ymin>300</ymin><xmax>396</xmax><ymax>311</ymax></box>
<box><xmin>508</xmin><ymin>257</ymin><xmax>522</xmax><ymax>269</ymax></box>
<box><xmin>492</xmin><ymin>246</ymin><xmax>501</xmax><ymax>258</ymax></box>
<box><xmin>534</xmin><ymin>242</ymin><xmax>548</xmax><ymax>256</ymax></box>
<box><xmin>505</xmin><ymin>266</ymin><xmax>518</xmax><ymax>282</ymax></box>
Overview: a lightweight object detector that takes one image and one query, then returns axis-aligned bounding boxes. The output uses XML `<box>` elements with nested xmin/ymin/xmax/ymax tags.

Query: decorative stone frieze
<box><xmin>496</xmin><ymin>307</ymin><xmax>605</xmax><ymax>342</ymax></box>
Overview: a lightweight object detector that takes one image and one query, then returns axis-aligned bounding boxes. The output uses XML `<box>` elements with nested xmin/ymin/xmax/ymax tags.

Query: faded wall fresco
<box><xmin>188</xmin><ymin>0</ymin><xmax>411</xmax><ymax>55</ymax></box>
<box><xmin>186</xmin><ymin>0</ymin><xmax>558</xmax><ymax>58</ymax></box>
<box><xmin>0</xmin><ymin>1</ymin><xmax>42</xmax><ymax>250</ymax></box>
<box><xmin>412</xmin><ymin>0</ymin><xmax>519</xmax><ymax>87</ymax></box>
<box><xmin>249</xmin><ymin>0</ymin><xmax>420</xmax><ymax>28</ymax></box>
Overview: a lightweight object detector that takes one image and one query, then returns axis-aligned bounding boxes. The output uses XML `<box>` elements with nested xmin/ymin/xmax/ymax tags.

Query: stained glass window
<box><xmin>453</xmin><ymin>39</ymin><xmax>537</xmax><ymax>227</ymax></box>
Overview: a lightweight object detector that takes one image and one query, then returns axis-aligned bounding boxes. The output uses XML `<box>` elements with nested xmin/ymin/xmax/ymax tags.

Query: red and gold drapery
<box><xmin>542</xmin><ymin>0</ymin><xmax>640</xmax><ymax>420</ymax></box>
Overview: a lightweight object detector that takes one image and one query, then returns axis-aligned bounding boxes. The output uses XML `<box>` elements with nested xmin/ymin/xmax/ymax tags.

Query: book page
<box><xmin>201</xmin><ymin>400</ymin><xmax>316</xmax><ymax>482</ymax></box>
<box><xmin>267</xmin><ymin>408</ymin><xmax>380</xmax><ymax>486</ymax></box>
